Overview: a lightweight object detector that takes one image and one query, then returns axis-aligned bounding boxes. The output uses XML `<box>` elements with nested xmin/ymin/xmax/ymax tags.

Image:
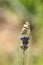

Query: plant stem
<box><xmin>22</xmin><ymin>50</ymin><xmax>25</xmax><ymax>65</ymax></box>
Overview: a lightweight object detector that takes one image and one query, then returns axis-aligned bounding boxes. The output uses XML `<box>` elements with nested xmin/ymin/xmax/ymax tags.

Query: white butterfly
<box><xmin>21</xmin><ymin>22</ymin><xmax>30</xmax><ymax>35</ymax></box>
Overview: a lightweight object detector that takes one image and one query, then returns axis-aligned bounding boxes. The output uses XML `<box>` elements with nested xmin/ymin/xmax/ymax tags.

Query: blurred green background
<box><xmin>0</xmin><ymin>0</ymin><xmax>43</xmax><ymax>65</ymax></box>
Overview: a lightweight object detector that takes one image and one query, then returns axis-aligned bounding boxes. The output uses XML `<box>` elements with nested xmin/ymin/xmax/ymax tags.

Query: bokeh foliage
<box><xmin>0</xmin><ymin>0</ymin><xmax>43</xmax><ymax>65</ymax></box>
